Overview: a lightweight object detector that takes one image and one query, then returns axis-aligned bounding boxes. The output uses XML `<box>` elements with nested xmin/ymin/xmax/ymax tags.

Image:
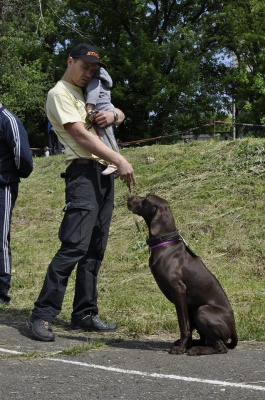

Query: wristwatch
<box><xmin>113</xmin><ymin>111</ymin><xmax>119</xmax><ymax>122</ymax></box>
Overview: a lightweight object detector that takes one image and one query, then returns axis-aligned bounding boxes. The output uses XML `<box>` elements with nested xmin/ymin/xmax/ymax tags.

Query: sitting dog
<box><xmin>127</xmin><ymin>194</ymin><xmax>238</xmax><ymax>356</ymax></box>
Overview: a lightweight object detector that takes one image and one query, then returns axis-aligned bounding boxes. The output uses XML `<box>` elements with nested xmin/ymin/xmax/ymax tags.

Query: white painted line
<box><xmin>0</xmin><ymin>348</ymin><xmax>22</xmax><ymax>355</ymax></box>
<box><xmin>0</xmin><ymin>347</ymin><xmax>264</xmax><ymax>392</ymax></box>
<box><xmin>49</xmin><ymin>358</ymin><xmax>265</xmax><ymax>392</ymax></box>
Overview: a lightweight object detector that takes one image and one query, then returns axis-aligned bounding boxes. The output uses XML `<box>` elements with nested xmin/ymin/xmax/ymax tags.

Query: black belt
<box><xmin>72</xmin><ymin>158</ymin><xmax>105</xmax><ymax>168</ymax></box>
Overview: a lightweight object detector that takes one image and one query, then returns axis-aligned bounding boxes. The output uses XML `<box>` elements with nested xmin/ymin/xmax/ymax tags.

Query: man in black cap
<box><xmin>26</xmin><ymin>43</ymin><xmax>136</xmax><ymax>341</ymax></box>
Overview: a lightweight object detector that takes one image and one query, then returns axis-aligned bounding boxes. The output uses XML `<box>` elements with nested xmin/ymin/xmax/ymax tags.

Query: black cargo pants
<box><xmin>32</xmin><ymin>160</ymin><xmax>114</xmax><ymax>323</ymax></box>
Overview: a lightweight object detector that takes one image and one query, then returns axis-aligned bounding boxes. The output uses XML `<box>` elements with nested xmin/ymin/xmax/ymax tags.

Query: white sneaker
<box><xmin>102</xmin><ymin>165</ymin><xmax>117</xmax><ymax>176</ymax></box>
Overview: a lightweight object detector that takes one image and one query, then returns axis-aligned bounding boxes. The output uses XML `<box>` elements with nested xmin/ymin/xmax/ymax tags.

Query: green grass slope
<box><xmin>7</xmin><ymin>138</ymin><xmax>265</xmax><ymax>341</ymax></box>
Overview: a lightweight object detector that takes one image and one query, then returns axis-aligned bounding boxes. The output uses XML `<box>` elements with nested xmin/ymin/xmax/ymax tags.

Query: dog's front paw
<box><xmin>169</xmin><ymin>337</ymin><xmax>193</xmax><ymax>354</ymax></box>
<box><xmin>169</xmin><ymin>343</ymin><xmax>186</xmax><ymax>355</ymax></box>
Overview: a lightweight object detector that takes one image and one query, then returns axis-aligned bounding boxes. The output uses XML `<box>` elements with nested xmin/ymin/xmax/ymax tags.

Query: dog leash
<box><xmin>132</xmin><ymin>210</ymin><xmax>140</xmax><ymax>232</ymax></box>
<box><xmin>127</xmin><ymin>183</ymin><xmax>141</xmax><ymax>232</ymax></box>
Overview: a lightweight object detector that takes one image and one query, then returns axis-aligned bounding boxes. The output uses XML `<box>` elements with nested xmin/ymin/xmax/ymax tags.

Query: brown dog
<box><xmin>127</xmin><ymin>194</ymin><xmax>238</xmax><ymax>356</ymax></box>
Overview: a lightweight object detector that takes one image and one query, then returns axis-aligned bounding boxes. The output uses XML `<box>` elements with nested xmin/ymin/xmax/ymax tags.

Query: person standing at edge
<box><xmin>26</xmin><ymin>43</ymin><xmax>136</xmax><ymax>342</ymax></box>
<box><xmin>0</xmin><ymin>103</ymin><xmax>33</xmax><ymax>305</ymax></box>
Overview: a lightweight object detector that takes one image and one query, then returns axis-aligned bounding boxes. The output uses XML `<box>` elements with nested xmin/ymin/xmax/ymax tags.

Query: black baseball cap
<box><xmin>69</xmin><ymin>43</ymin><xmax>106</xmax><ymax>67</ymax></box>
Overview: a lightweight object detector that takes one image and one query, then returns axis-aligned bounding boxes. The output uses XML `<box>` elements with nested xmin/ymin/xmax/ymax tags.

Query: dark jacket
<box><xmin>0</xmin><ymin>105</ymin><xmax>33</xmax><ymax>184</ymax></box>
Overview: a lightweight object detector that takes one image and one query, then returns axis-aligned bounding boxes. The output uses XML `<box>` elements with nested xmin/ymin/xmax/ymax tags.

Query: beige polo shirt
<box><xmin>46</xmin><ymin>80</ymin><xmax>106</xmax><ymax>165</ymax></box>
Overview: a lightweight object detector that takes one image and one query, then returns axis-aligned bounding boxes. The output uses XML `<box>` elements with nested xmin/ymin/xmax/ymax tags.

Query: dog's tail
<box><xmin>225</xmin><ymin>331</ymin><xmax>238</xmax><ymax>349</ymax></box>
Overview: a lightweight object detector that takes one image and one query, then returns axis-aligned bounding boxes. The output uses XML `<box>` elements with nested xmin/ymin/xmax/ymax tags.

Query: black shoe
<box><xmin>71</xmin><ymin>314</ymin><xmax>117</xmax><ymax>332</ymax></box>
<box><xmin>26</xmin><ymin>316</ymin><xmax>55</xmax><ymax>342</ymax></box>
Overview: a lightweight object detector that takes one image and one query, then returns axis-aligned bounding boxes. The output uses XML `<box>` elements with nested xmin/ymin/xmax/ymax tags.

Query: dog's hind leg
<box><xmin>187</xmin><ymin>305</ymin><xmax>231</xmax><ymax>355</ymax></box>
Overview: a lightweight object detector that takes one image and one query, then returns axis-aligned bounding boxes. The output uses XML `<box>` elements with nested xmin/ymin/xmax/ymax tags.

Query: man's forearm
<box><xmin>64</xmin><ymin>121</ymin><xmax>123</xmax><ymax>164</ymax></box>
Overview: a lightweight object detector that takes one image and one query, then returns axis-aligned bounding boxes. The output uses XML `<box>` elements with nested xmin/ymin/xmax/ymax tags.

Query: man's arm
<box><xmin>64</xmin><ymin>121</ymin><xmax>136</xmax><ymax>187</ymax></box>
<box><xmin>4</xmin><ymin>110</ymin><xmax>33</xmax><ymax>178</ymax></box>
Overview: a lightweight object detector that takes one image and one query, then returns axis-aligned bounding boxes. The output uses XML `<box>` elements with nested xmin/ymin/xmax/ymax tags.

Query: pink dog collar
<box><xmin>149</xmin><ymin>238</ymin><xmax>180</xmax><ymax>250</ymax></box>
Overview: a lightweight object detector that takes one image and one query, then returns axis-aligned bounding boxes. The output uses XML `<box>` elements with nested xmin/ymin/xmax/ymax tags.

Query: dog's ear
<box><xmin>148</xmin><ymin>198</ymin><xmax>176</xmax><ymax>236</ymax></box>
<box><xmin>142</xmin><ymin>197</ymin><xmax>158</xmax><ymax>215</ymax></box>
<box><xmin>152</xmin><ymin>201</ymin><xmax>170</xmax><ymax>221</ymax></box>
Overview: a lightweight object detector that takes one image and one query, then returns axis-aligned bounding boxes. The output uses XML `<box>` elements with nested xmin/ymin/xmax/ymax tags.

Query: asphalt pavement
<box><xmin>0</xmin><ymin>320</ymin><xmax>264</xmax><ymax>400</ymax></box>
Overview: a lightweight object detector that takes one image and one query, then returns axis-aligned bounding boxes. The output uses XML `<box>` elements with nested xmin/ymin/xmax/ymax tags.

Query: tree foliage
<box><xmin>0</xmin><ymin>0</ymin><xmax>265</xmax><ymax>146</ymax></box>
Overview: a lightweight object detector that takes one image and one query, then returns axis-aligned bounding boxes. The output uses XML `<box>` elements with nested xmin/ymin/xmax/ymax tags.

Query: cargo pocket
<box><xmin>58</xmin><ymin>200</ymin><xmax>93</xmax><ymax>244</ymax></box>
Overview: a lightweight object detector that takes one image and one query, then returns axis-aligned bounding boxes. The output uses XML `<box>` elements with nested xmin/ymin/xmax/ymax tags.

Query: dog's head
<box><xmin>127</xmin><ymin>194</ymin><xmax>176</xmax><ymax>236</ymax></box>
<box><xmin>127</xmin><ymin>194</ymin><xmax>167</xmax><ymax>217</ymax></box>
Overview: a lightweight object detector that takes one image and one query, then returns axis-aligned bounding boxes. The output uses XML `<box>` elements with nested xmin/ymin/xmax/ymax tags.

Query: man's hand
<box><xmin>94</xmin><ymin>109</ymin><xmax>125</xmax><ymax>127</ymax></box>
<box><xmin>116</xmin><ymin>157</ymin><xmax>136</xmax><ymax>188</ymax></box>
<box><xmin>94</xmin><ymin>110</ymin><xmax>114</xmax><ymax>127</ymax></box>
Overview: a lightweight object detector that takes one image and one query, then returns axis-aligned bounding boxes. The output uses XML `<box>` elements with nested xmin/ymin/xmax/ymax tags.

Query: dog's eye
<box><xmin>142</xmin><ymin>199</ymin><xmax>152</xmax><ymax>209</ymax></box>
